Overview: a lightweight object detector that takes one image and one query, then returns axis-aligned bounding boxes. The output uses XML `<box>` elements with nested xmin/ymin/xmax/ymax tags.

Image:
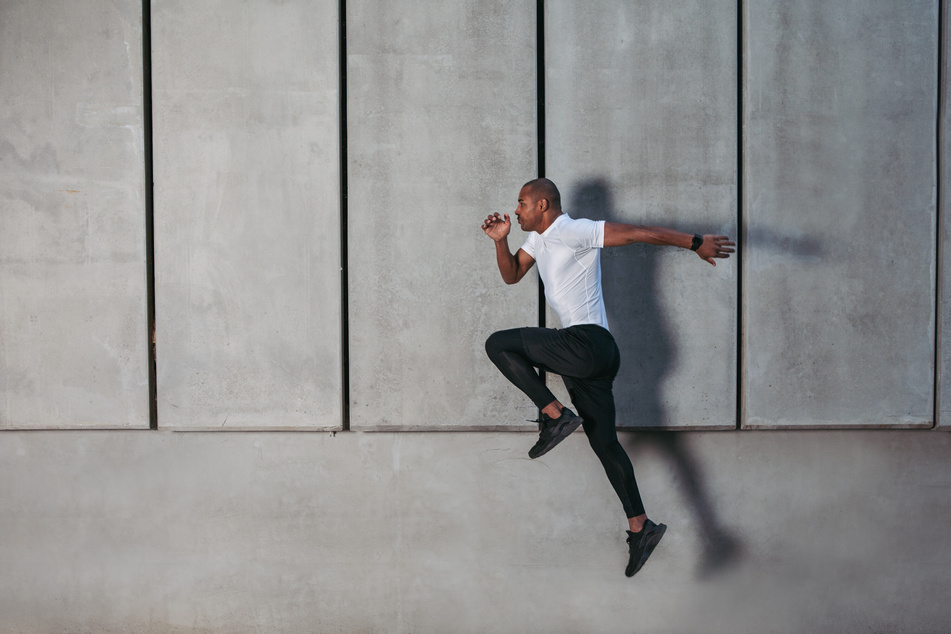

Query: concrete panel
<box><xmin>940</xmin><ymin>1</ymin><xmax>950</xmax><ymax>429</ymax></box>
<box><xmin>744</xmin><ymin>1</ymin><xmax>937</xmax><ymax>428</ymax></box>
<box><xmin>2</xmin><ymin>429</ymin><xmax>951</xmax><ymax>631</ymax></box>
<box><xmin>545</xmin><ymin>0</ymin><xmax>738</xmax><ymax>429</ymax></box>
<box><xmin>151</xmin><ymin>0</ymin><xmax>342</xmax><ymax>429</ymax></box>
<box><xmin>347</xmin><ymin>1</ymin><xmax>538</xmax><ymax>430</ymax></box>
<box><xmin>0</xmin><ymin>0</ymin><xmax>149</xmax><ymax>428</ymax></box>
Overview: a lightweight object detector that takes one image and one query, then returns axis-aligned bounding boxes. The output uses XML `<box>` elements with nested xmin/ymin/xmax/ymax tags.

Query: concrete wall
<box><xmin>3</xmin><ymin>1</ymin><xmax>951</xmax><ymax>632</ymax></box>
<box><xmin>151</xmin><ymin>0</ymin><xmax>342</xmax><ymax>430</ymax></box>
<box><xmin>546</xmin><ymin>0</ymin><xmax>738</xmax><ymax>429</ymax></box>
<box><xmin>0</xmin><ymin>0</ymin><xmax>149</xmax><ymax>429</ymax></box>
<box><xmin>347</xmin><ymin>0</ymin><xmax>538</xmax><ymax>431</ymax></box>
<box><xmin>743</xmin><ymin>0</ymin><xmax>938</xmax><ymax>428</ymax></box>
<box><xmin>2</xmin><ymin>1</ymin><xmax>943</xmax><ymax>432</ymax></box>
<box><xmin>941</xmin><ymin>1</ymin><xmax>951</xmax><ymax>430</ymax></box>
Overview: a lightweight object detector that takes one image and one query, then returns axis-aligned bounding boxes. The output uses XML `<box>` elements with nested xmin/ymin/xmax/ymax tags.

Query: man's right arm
<box><xmin>482</xmin><ymin>212</ymin><xmax>536</xmax><ymax>284</ymax></box>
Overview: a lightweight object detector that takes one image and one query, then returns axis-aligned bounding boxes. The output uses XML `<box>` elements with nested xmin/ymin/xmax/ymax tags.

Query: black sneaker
<box><xmin>625</xmin><ymin>519</ymin><xmax>667</xmax><ymax>577</ymax></box>
<box><xmin>527</xmin><ymin>408</ymin><xmax>583</xmax><ymax>459</ymax></box>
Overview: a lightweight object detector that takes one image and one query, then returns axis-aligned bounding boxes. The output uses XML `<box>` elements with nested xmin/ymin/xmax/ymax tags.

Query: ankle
<box><xmin>628</xmin><ymin>514</ymin><xmax>647</xmax><ymax>533</ymax></box>
<box><xmin>540</xmin><ymin>402</ymin><xmax>563</xmax><ymax>419</ymax></box>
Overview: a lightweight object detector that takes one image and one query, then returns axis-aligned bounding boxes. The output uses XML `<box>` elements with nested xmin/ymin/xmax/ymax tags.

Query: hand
<box><xmin>482</xmin><ymin>212</ymin><xmax>511</xmax><ymax>242</ymax></box>
<box><xmin>696</xmin><ymin>235</ymin><xmax>735</xmax><ymax>266</ymax></box>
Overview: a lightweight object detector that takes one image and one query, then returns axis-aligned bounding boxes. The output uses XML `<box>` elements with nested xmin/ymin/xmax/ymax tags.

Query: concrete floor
<box><xmin>2</xmin><ymin>428</ymin><xmax>949</xmax><ymax>632</ymax></box>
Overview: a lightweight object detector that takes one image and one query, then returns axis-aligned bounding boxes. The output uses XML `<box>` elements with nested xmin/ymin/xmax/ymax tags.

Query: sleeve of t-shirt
<box><xmin>570</xmin><ymin>217</ymin><xmax>605</xmax><ymax>249</ymax></box>
<box><xmin>520</xmin><ymin>232</ymin><xmax>537</xmax><ymax>259</ymax></box>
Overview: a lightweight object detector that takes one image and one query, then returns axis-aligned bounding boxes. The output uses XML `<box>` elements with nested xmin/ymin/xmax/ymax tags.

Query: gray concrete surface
<box><xmin>0</xmin><ymin>0</ymin><xmax>149</xmax><ymax>429</ymax></box>
<box><xmin>151</xmin><ymin>0</ymin><xmax>342</xmax><ymax>429</ymax></box>
<box><xmin>4</xmin><ymin>1</ymin><xmax>951</xmax><ymax>631</ymax></box>
<box><xmin>2</xmin><ymin>429</ymin><xmax>950</xmax><ymax>632</ymax></box>
<box><xmin>347</xmin><ymin>0</ymin><xmax>539</xmax><ymax>430</ymax></box>
<box><xmin>545</xmin><ymin>0</ymin><xmax>738</xmax><ymax>429</ymax></box>
<box><xmin>941</xmin><ymin>2</ymin><xmax>950</xmax><ymax>430</ymax></box>
<box><xmin>743</xmin><ymin>0</ymin><xmax>938</xmax><ymax>428</ymax></box>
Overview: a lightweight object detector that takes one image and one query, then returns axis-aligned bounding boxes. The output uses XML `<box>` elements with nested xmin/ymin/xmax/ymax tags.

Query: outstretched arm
<box><xmin>603</xmin><ymin>222</ymin><xmax>735</xmax><ymax>266</ymax></box>
<box><xmin>482</xmin><ymin>212</ymin><xmax>536</xmax><ymax>284</ymax></box>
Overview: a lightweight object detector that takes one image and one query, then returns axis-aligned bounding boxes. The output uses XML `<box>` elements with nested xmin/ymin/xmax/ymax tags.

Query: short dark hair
<box><xmin>523</xmin><ymin>177</ymin><xmax>561</xmax><ymax>210</ymax></box>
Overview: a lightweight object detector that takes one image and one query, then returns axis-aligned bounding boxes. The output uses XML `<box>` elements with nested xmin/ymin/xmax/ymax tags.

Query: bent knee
<box><xmin>485</xmin><ymin>328</ymin><xmax>520</xmax><ymax>354</ymax></box>
<box><xmin>485</xmin><ymin>330</ymin><xmax>505</xmax><ymax>359</ymax></box>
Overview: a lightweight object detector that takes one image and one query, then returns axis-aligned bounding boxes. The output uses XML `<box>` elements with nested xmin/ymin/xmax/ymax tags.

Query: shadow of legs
<box><xmin>628</xmin><ymin>431</ymin><xmax>743</xmax><ymax>578</ymax></box>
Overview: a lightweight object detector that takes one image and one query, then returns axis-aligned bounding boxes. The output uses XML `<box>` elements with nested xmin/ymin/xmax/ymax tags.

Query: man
<box><xmin>482</xmin><ymin>177</ymin><xmax>734</xmax><ymax>577</ymax></box>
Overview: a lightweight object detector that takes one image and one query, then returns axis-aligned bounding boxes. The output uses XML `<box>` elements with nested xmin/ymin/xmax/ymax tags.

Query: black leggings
<box><xmin>485</xmin><ymin>325</ymin><xmax>646</xmax><ymax>519</ymax></box>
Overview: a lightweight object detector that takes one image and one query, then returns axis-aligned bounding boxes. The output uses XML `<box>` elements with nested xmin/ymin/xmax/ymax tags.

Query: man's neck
<box><xmin>534</xmin><ymin>210</ymin><xmax>563</xmax><ymax>234</ymax></box>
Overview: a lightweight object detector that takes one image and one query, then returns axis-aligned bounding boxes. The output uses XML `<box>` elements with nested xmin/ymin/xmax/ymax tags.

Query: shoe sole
<box><xmin>528</xmin><ymin>414</ymin><xmax>583</xmax><ymax>459</ymax></box>
<box><xmin>628</xmin><ymin>523</ymin><xmax>667</xmax><ymax>577</ymax></box>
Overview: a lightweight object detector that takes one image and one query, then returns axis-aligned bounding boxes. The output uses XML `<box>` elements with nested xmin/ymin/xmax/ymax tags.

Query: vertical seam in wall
<box><xmin>736</xmin><ymin>0</ymin><xmax>745</xmax><ymax>431</ymax></box>
<box><xmin>935</xmin><ymin>0</ymin><xmax>945</xmax><ymax>430</ymax></box>
<box><xmin>142</xmin><ymin>0</ymin><xmax>157</xmax><ymax>430</ymax></box>
<box><xmin>535</xmin><ymin>0</ymin><xmax>547</xmax><ymax>415</ymax></box>
<box><xmin>537</xmin><ymin>0</ymin><xmax>546</xmax><ymax>182</ymax></box>
<box><xmin>339</xmin><ymin>0</ymin><xmax>350</xmax><ymax>431</ymax></box>
<box><xmin>537</xmin><ymin>0</ymin><xmax>547</xmax><ymax>335</ymax></box>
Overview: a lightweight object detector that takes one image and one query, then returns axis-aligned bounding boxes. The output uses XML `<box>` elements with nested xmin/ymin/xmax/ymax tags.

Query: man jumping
<box><xmin>482</xmin><ymin>177</ymin><xmax>734</xmax><ymax>576</ymax></box>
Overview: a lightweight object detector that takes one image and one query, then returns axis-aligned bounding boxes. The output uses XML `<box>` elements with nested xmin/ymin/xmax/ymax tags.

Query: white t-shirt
<box><xmin>520</xmin><ymin>214</ymin><xmax>609</xmax><ymax>330</ymax></box>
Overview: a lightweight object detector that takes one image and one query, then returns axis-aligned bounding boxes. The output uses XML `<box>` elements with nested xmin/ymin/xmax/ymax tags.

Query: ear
<box><xmin>539</xmin><ymin>198</ymin><xmax>549</xmax><ymax>212</ymax></box>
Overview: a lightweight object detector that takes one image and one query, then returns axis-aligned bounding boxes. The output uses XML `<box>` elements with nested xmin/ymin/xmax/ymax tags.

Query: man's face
<box><xmin>515</xmin><ymin>185</ymin><xmax>543</xmax><ymax>232</ymax></box>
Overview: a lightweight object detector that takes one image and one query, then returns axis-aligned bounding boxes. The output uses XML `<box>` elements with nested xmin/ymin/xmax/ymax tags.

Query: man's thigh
<box><xmin>520</xmin><ymin>327</ymin><xmax>597</xmax><ymax>378</ymax></box>
<box><xmin>563</xmin><ymin>375</ymin><xmax>616</xmax><ymax>420</ymax></box>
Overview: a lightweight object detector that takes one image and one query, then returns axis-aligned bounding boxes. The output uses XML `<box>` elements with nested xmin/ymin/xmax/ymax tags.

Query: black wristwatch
<box><xmin>690</xmin><ymin>234</ymin><xmax>703</xmax><ymax>251</ymax></box>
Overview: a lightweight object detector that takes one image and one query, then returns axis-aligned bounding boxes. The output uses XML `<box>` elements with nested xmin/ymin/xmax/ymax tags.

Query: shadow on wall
<box><xmin>570</xmin><ymin>180</ymin><xmax>674</xmax><ymax>428</ymax></box>
<box><xmin>564</xmin><ymin>179</ymin><xmax>827</xmax><ymax>577</ymax></box>
<box><xmin>569</xmin><ymin>178</ymin><xmax>741</xmax><ymax>578</ymax></box>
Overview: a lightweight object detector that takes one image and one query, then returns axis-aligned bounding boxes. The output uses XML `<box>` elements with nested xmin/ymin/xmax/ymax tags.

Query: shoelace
<box><xmin>527</xmin><ymin>416</ymin><xmax>554</xmax><ymax>425</ymax></box>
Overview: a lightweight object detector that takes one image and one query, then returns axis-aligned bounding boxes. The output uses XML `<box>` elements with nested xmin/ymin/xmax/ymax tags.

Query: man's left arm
<box><xmin>602</xmin><ymin>222</ymin><xmax>735</xmax><ymax>266</ymax></box>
